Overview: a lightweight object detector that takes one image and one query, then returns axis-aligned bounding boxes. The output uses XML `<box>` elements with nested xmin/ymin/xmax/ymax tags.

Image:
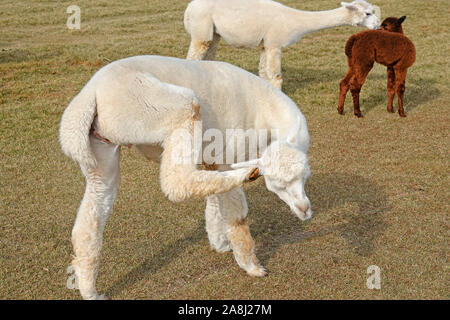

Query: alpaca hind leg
<box><xmin>265</xmin><ymin>47</ymin><xmax>283</xmax><ymax>90</ymax></box>
<box><xmin>70</xmin><ymin>136</ymin><xmax>120</xmax><ymax>300</ymax></box>
<box><xmin>386</xmin><ymin>66</ymin><xmax>396</xmax><ymax>113</ymax></box>
<box><xmin>205</xmin><ymin>194</ymin><xmax>231</xmax><ymax>252</ymax></box>
<box><xmin>350</xmin><ymin>65</ymin><xmax>371</xmax><ymax>117</ymax></box>
<box><xmin>218</xmin><ymin>188</ymin><xmax>266</xmax><ymax>277</ymax></box>
<box><xmin>160</xmin><ymin>120</ymin><xmax>257</xmax><ymax>202</ymax></box>
<box><xmin>394</xmin><ymin>68</ymin><xmax>408</xmax><ymax>117</ymax></box>
<box><xmin>258</xmin><ymin>45</ymin><xmax>268</xmax><ymax>81</ymax></box>
<box><xmin>338</xmin><ymin>68</ymin><xmax>353</xmax><ymax>114</ymax></box>
<box><xmin>187</xmin><ymin>39</ymin><xmax>213</xmax><ymax>60</ymax></box>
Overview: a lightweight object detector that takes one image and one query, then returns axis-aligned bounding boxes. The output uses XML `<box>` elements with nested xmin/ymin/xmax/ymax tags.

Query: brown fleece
<box><xmin>338</xmin><ymin>16</ymin><xmax>416</xmax><ymax>117</ymax></box>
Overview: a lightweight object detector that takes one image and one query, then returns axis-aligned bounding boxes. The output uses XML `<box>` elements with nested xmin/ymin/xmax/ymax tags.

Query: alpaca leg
<box><xmin>204</xmin><ymin>33</ymin><xmax>220</xmax><ymax>61</ymax></box>
<box><xmin>394</xmin><ymin>68</ymin><xmax>408</xmax><ymax>117</ymax></box>
<box><xmin>386</xmin><ymin>66</ymin><xmax>396</xmax><ymax>113</ymax></box>
<box><xmin>205</xmin><ymin>194</ymin><xmax>231</xmax><ymax>252</ymax></box>
<box><xmin>258</xmin><ymin>46</ymin><xmax>268</xmax><ymax>81</ymax></box>
<box><xmin>187</xmin><ymin>38</ymin><xmax>213</xmax><ymax>60</ymax></box>
<box><xmin>350</xmin><ymin>65</ymin><xmax>371</xmax><ymax>117</ymax></box>
<box><xmin>160</xmin><ymin>119</ymin><xmax>257</xmax><ymax>202</ymax></box>
<box><xmin>70</xmin><ymin>136</ymin><xmax>120</xmax><ymax>300</ymax></box>
<box><xmin>338</xmin><ymin>68</ymin><xmax>353</xmax><ymax>115</ymax></box>
<box><xmin>218</xmin><ymin>188</ymin><xmax>266</xmax><ymax>277</ymax></box>
<box><xmin>350</xmin><ymin>77</ymin><xmax>362</xmax><ymax>117</ymax></box>
<box><xmin>265</xmin><ymin>47</ymin><xmax>283</xmax><ymax>90</ymax></box>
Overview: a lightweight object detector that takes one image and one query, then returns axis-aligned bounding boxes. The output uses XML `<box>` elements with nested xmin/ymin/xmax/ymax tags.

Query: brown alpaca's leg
<box><xmin>338</xmin><ymin>68</ymin><xmax>353</xmax><ymax>115</ymax></box>
<box><xmin>386</xmin><ymin>66</ymin><xmax>396</xmax><ymax>113</ymax></box>
<box><xmin>350</xmin><ymin>65</ymin><xmax>371</xmax><ymax>118</ymax></box>
<box><xmin>394</xmin><ymin>68</ymin><xmax>408</xmax><ymax>117</ymax></box>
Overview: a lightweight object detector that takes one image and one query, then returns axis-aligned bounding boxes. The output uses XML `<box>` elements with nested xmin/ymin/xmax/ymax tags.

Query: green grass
<box><xmin>0</xmin><ymin>0</ymin><xmax>449</xmax><ymax>299</ymax></box>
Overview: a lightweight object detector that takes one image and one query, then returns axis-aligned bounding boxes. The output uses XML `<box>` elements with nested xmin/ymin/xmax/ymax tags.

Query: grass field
<box><xmin>0</xmin><ymin>0</ymin><xmax>449</xmax><ymax>299</ymax></box>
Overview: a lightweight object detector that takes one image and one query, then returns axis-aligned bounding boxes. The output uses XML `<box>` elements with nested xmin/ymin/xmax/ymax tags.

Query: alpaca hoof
<box><xmin>337</xmin><ymin>108</ymin><xmax>344</xmax><ymax>115</ymax></box>
<box><xmin>354</xmin><ymin>112</ymin><xmax>363</xmax><ymax>118</ymax></box>
<box><xmin>399</xmin><ymin>113</ymin><xmax>406</xmax><ymax>117</ymax></box>
<box><xmin>246</xmin><ymin>265</ymin><xmax>267</xmax><ymax>277</ymax></box>
<box><xmin>244</xmin><ymin>168</ymin><xmax>261</xmax><ymax>183</ymax></box>
<box><xmin>212</xmin><ymin>243</ymin><xmax>232</xmax><ymax>253</ymax></box>
<box><xmin>387</xmin><ymin>108</ymin><xmax>394</xmax><ymax>113</ymax></box>
<box><xmin>248</xmin><ymin>168</ymin><xmax>260</xmax><ymax>181</ymax></box>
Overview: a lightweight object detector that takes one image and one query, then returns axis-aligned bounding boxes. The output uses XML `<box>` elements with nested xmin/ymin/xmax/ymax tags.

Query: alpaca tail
<box><xmin>345</xmin><ymin>34</ymin><xmax>358</xmax><ymax>59</ymax></box>
<box><xmin>59</xmin><ymin>84</ymin><xmax>97</xmax><ymax>169</ymax></box>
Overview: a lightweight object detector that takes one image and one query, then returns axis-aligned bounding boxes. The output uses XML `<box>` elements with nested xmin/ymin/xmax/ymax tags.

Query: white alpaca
<box><xmin>184</xmin><ymin>0</ymin><xmax>380</xmax><ymax>89</ymax></box>
<box><xmin>60</xmin><ymin>55</ymin><xmax>312</xmax><ymax>299</ymax></box>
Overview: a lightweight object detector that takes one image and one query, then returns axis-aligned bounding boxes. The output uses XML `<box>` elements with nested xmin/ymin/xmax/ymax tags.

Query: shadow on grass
<box><xmin>247</xmin><ymin>66</ymin><xmax>350</xmax><ymax>96</ymax></box>
<box><xmin>0</xmin><ymin>48</ymin><xmax>60</xmax><ymax>64</ymax></box>
<box><xmin>253</xmin><ymin>65</ymin><xmax>386</xmax><ymax>96</ymax></box>
<box><xmin>359</xmin><ymin>77</ymin><xmax>440</xmax><ymax>115</ymax></box>
<box><xmin>248</xmin><ymin>172</ymin><xmax>390</xmax><ymax>263</ymax></box>
<box><xmin>105</xmin><ymin>223</ymin><xmax>205</xmax><ymax>298</ymax></box>
<box><xmin>0</xmin><ymin>49</ymin><xmax>31</xmax><ymax>63</ymax></box>
<box><xmin>106</xmin><ymin>172</ymin><xmax>389</xmax><ymax>297</ymax></box>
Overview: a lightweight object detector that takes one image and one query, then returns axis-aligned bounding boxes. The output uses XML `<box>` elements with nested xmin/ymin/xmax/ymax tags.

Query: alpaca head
<box><xmin>232</xmin><ymin>131</ymin><xmax>312</xmax><ymax>221</ymax></box>
<box><xmin>380</xmin><ymin>16</ymin><xmax>406</xmax><ymax>33</ymax></box>
<box><xmin>341</xmin><ymin>0</ymin><xmax>380</xmax><ymax>30</ymax></box>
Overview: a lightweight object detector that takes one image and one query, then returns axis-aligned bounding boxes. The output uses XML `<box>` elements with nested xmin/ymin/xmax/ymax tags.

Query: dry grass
<box><xmin>0</xmin><ymin>0</ymin><xmax>449</xmax><ymax>299</ymax></box>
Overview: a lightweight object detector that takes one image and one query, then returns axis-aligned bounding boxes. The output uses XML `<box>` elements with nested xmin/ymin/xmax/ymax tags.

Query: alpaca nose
<box><xmin>295</xmin><ymin>202</ymin><xmax>309</xmax><ymax>214</ymax></box>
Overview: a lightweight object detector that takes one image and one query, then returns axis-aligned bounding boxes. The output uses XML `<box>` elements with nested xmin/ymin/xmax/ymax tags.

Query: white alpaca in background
<box><xmin>184</xmin><ymin>0</ymin><xmax>380</xmax><ymax>89</ymax></box>
<box><xmin>60</xmin><ymin>55</ymin><xmax>312</xmax><ymax>299</ymax></box>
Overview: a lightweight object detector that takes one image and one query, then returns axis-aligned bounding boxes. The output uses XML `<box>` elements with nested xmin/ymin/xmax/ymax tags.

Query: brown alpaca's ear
<box><xmin>398</xmin><ymin>16</ymin><xmax>406</xmax><ymax>24</ymax></box>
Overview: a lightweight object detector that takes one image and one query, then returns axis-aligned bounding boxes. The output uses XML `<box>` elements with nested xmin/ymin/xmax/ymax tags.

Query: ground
<box><xmin>0</xmin><ymin>0</ymin><xmax>448</xmax><ymax>299</ymax></box>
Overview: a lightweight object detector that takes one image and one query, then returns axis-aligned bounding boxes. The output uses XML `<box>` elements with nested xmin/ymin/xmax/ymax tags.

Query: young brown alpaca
<box><xmin>338</xmin><ymin>16</ymin><xmax>416</xmax><ymax>117</ymax></box>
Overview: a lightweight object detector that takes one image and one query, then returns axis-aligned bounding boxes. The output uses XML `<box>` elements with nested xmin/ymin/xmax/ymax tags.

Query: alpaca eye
<box><xmin>366</xmin><ymin>13</ymin><xmax>372</xmax><ymax>16</ymax></box>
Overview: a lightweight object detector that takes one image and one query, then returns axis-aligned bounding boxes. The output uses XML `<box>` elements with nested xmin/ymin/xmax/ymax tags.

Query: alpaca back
<box><xmin>346</xmin><ymin>31</ymin><xmax>415</xmax><ymax>68</ymax></box>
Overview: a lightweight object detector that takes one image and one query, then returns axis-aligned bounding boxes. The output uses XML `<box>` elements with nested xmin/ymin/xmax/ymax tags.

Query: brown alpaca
<box><xmin>338</xmin><ymin>16</ymin><xmax>416</xmax><ymax>117</ymax></box>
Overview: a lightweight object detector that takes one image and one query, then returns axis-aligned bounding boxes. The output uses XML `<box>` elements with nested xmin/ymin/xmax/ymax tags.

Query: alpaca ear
<box><xmin>341</xmin><ymin>2</ymin><xmax>358</xmax><ymax>11</ymax></box>
<box><xmin>398</xmin><ymin>16</ymin><xmax>406</xmax><ymax>24</ymax></box>
<box><xmin>231</xmin><ymin>158</ymin><xmax>262</xmax><ymax>170</ymax></box>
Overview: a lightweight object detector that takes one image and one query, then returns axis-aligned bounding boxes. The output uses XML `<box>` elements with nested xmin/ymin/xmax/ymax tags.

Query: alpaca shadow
<box><xmin>106</xmin><ymin>173</ymin><xmax>389</xmax><ymax>297</ymax></box>
<box><xmin>105</xmin><ymin>222</ymin><xmax>205</xmax><ymax>298</ymax></box>
<box><xmin>248</xmin><ymin>67</ymin><xmax>345</xmax><ymax>95</ymax></box>
<box><xmin>247</xmin><ymin>172</ymin><xmax>390</xmax><ymax>264</ymax></box>
<box><xmin>360</xmin><ymin>77</ymin><xmax>440</xmax><ymax>114</ymax></box>
<box><xmin>0</xmin><ymin>48</ymin><xmax>59</xmax><ymax>64</ymax></box>
<box><xmin>274</xmin><ymin>67</ymin><xmax>386</xmax><ymax>96</ymax></box>
<box><xmin>0</xmin><ymin>49</ymin><xmax>31</xmax><ymax>64</ymax></box>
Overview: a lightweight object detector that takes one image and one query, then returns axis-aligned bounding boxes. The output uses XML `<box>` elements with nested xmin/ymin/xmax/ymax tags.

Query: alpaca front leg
<box><xmin>205</xmin><ymin>194</ymin><xmax>231</xmax><ymax>252</ymax></box>
<box><xmin>265</xmin><ymin>47</ymin><xmax>283</xmax><ymax>90</ymax></box>
<box><xmin>218</xmin><ymin>188</ymin><xmax>266</xmax><ymax>277</ymax></box>
<box><xmin>70</xmin><ymin>138</ymin><xmax>120</xmax><ymax>300</ymax></box>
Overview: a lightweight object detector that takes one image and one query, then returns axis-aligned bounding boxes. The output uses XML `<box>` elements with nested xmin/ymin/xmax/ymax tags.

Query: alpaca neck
<box><xmin>284</xmin><ymin>6</ymin><xmax>351</xmax><ymax>38</ymax></box>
